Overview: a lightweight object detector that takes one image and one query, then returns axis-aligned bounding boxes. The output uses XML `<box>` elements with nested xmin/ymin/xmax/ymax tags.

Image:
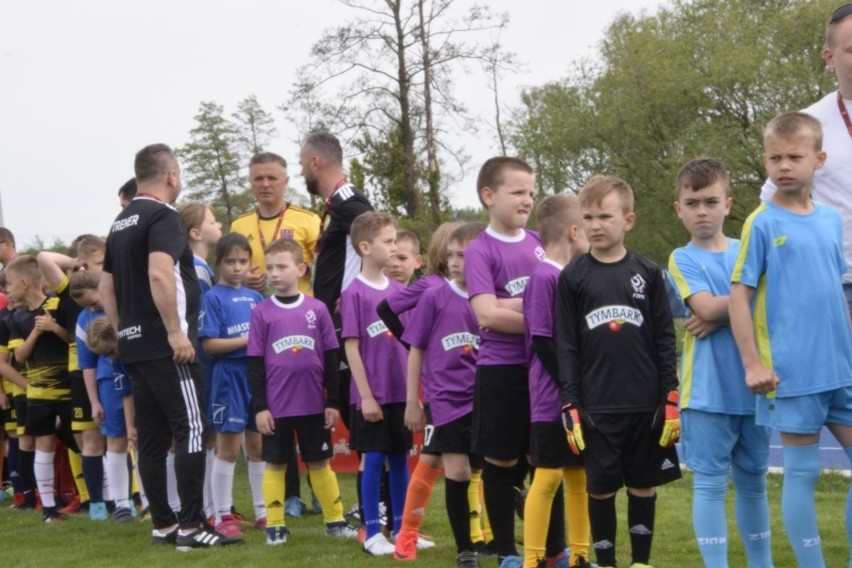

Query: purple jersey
<box><xmin>464</xmin><ymin>226</ymin><xmax>544</xmax><ymax>365</ymax></box>
<box><xmin>524</xmin><ymin>259</ymin><xmax>563</xmax><ymax>422</ymax></box>
<box><xmin>341</xmin><ymin>275</ymin><xmax>407</xmax><ymax>408</ymax></box>
<box><xmin>386</xmin><ymin>274</ymin><xmax>446</xmax><ymax>314</ymax></box>
<box><xmin>402</xmin><ymin>280</ymin><xmax>479</xmax><ymax>426</ymax></box>
<box><xmin>247</xmin><ymin>294</ymin><xmax>338</xmax><ymax>418</ymax></box>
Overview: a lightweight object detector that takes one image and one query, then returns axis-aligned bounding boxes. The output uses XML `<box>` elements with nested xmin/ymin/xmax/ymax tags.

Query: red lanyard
<box><xmin>316</xmin><ymin>178</ymin><xmax>349</xmax><ymax>254</ymax></box>
<box><xmin>839</xmin><ymin>90</ymin><xmax>852</xmax><ymax>138</ymax></box>
<box><xmin>256</xmin><ymin>204</ymin><xmax>288</xmax><ymax>249</ymax></box>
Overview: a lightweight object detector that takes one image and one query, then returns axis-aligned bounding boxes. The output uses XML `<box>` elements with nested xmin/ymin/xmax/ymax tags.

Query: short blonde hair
<box><xmin>350</xmin><ymin>212</ymin><xmax>397</xmax><ymax>256</ymax></box>
<box><xmin>578</xmin><ymin>175</ymin><xmax>634</xmax><ymax>214</ymax></box>
<box><xmin>86</xmin><ymin>316</ymin><xmax>117</xmax><ymax>356</ymax></box>
<box><xmin>264</xmin><ymin>238</ymin><xmax>304</xmax><ymax>264</ymax></box>
<box><xmin>536</xmin><ymin>193</ymin><xmax>581</xmax><ymax>246</ymax></box>
<box><xmin>764</xmin><ymin>111</ymin><xmax>823</xmax><ymax>151</ymax></box>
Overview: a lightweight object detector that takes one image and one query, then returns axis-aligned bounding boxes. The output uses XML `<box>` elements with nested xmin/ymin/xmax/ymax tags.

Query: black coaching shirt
<box><xmin>103</xmin><ymin>196</ymin><xmax>201</xmax><ymax>364</ymax></box>
<box><xmin>555</xmin><ymin>251</ymin><xmax>677</xmax><ymax>414</ymax></box>
<box><xmin>313</xmin><ymin>183</ymin><xmax>374</xmax><ymax>327</ymax></box>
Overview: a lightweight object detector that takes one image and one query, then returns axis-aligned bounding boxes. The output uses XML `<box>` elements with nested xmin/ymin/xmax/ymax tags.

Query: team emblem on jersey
<box><xmin>280</xmin><ymin>229</ymin><xmax>294</xmax><ymax>239</ymax></box>
<box><xmin>630</xmin><ymin>273</ymin><xmax>647</xmax><ymax>300</ymax></box>
<box><xmin>586</xmin><ymin>305</ymin><xmax>644</xmax><ymax>331</ymax></box>
<box><xmin>212</xmin><ymin>404</ymin><xmax>226</xmax><ymax>425</ymax></box>
<box><xmin>272</xmin><ymin>335</ymin><xmax>316</xmax><ymax>354</ymax></box>
<box><xmin>534</xmin><ymin>246</ymin><xmax>546</xmax><ymax>261</ymax></box>
<box><xmin>505</xmin><ymin>276</ymin><xmax>529</xmax><ymax>297</ymax></box>
<box><xmin>441</xmin><ymin>332</ymin><xmax>480</xmax><ymax>353</ymax></box>
<box><xmin>305</xmin><ymin>309</ymin><xmax>317</xmax><ymax>328</ymax></box>
<box><xmin>114</xmin><ymin>373</ymin><xmax>125</xmax><ymax>392</ymax></box>
<box><xmin>367</xmin><ymin>319</ymin><xmax>391</xmax><ymax>338</ymax></box>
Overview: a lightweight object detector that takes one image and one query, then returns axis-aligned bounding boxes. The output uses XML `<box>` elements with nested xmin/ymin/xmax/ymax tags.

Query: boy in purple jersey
<box><xmin>387</xmin><ymin>229</ymin><xmax>423</xmax><ymax>285</ymax></box>
<box><xmin>464</xmin><ymin>157</ymin><xmax>544</xmax><ymax>564</ymax></box>
<box><xmin>248</xmin><ymin>238</ymin><xmax>355</xmax><ymax>545</ymax></box>
<box><xmin>341</xmin><ymin>212</ymin><xmax>411</xmax><ymax>556</ymax></box>
<box><xmin>400</xmin><ymin>222</ymin><xmax>485</xmax><ymax>567</ymax></box>
<box><xmin>199</xmin><ymin>234</ymin><xmax>264</xmax><ymax>537</ymax></box>
<box><xmin>523</xmin><ymin>195</ymin><xmax>591</xmax><ymax>568</ymax></box>
<box><xmin>556</xmin><ymin>176</ymin><xmax>681</xmax><ymax>568</ymax></box>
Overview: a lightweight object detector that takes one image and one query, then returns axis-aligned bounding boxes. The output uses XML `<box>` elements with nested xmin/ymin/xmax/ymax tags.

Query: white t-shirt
<box><xmin>761</xmin><ymin>91</ymin><xmax>852</xmax><ymax>283</ymax></box>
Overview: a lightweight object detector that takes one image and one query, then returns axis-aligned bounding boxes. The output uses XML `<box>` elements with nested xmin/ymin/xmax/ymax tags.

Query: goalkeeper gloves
<box><xmin>561</xmin><ymin>403</ymin><xmax>585</xmax><ymax>455</ymax></box>
<box><xmin>657</xmin><ymin>390</ymin><xmax>680</xmax><ymax>448</ymax></box>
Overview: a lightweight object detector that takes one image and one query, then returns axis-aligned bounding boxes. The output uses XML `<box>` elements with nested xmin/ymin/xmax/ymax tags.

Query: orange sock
<box><xmin>400</xmin><ymin>461</ymin><xmax>442</xmax><ymax>532</ymax></box>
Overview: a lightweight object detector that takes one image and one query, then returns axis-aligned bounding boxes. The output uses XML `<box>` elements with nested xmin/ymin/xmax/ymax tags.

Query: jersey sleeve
<box><xmin>648</xmin><ymin>264</ymin><xmax>679</xmax><ymax>393</ymax></box>
<box><xmin>401</xmin><ymin>290</ymin><xmax>436</xmax><ymax>350</ymax></box>
<box><xmin>464</xmin><ymin>240</ymin><xmax>495</xmax><ymax>298</ymax></box>
<box><xmin>668</xmin><ymin>248</ymin><xmax>710</xmax><ymax>303</ymax></box>
<box><xmin>198</xmin><ymin>292</ymin><xmax>222</xmax><ymax>340</ymax></box>
<box><xmin>340</xmin><ymin>288</ymin><xmax>361</xmax><ymax>340</ymax></box>
<box><xmin>75</xmin><ymin>313</ymin><xmax>99</xmax><ymax>371</ymax></box>
<box><xmin>246</xmin><ymin>305</ymin><xmax>267</xmax><ymax>358</ymax></box>
<box><xmin>318</xmin><ymin>304</ymin><xmax>340</xmax><ymax>352</ymax></box>
<box><xmin>338</xmin><ymin>195</ymin><xmax>373</xmax><ymax>228</ymax></box>
<box><xmin>732</xmin><ymin>208</ymin><xmax>768</xmax><ymax>288</ymax></box>
<box><xmin>148</xmin><ymin>208</ymin><xmax>188</xmax><ymax>262</ymax></box>
<box><xmin>525</xmin><ymin>270</ymin><xmax>555</xmax><ymax>339</ymax></box>
<box><xmin>554</xmin><ymin>267</ymin><xmax>581</xmax><ymax>406</ymax></box>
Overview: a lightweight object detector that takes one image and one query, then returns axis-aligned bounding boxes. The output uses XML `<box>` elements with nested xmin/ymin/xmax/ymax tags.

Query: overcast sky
<box><xmin>0</xmin><ymin>0</ymin><xmax>665</xmax><ymax>249</ymax></box>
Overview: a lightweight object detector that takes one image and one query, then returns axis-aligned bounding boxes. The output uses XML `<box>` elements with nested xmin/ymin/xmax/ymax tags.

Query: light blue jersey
<box><xmin>199</xmin><ymin>284</ymin><xmax>262</xmax><ymax>360</ymax></box>
<box><xmin>733</xmin><ymin>202</ymin><xmax>852</xmax><ymax>397</ymax></box>
<box><xmin>669</xmin><ymin>238</ymin><xmax>754</xmax><ymax>414</ymax></box>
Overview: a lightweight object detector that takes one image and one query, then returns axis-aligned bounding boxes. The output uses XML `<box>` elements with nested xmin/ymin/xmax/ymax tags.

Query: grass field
<box><xmin>0</xmin><ymin>468</ymin><xmax>849</xmax><ymax>567</ymax></box>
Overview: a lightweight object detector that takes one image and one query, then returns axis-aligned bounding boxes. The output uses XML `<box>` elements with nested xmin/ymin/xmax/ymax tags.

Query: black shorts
<box><xmin>530</xmin><ymin>421</ymin><xmax>583</xmax><ymax>469</ymax></box>
<box><xmin>70</xmin><ymin>371</ymin><xmax>96</xmax><ymax>431</ymax></box>
<box><xmin>355</xmin><ymin>402</ymin><xmax>412</xmax><ymax>453</ymax></box>
<box><xmin>347</xmin><ymin>403</ymin><xmax>358</xmax><ymax>451</ymax></box>
<box><xmin>422</xmin><ymin>407</ymin><xmax>474</xmax><ymax>455</ymax></box>
<box><xmin>472</xmin><ymin>365</ymin><xmax>530</xmax><ymax>460</ymax></box>
<box><xmin>14</xmin><ymin>395</ymin><xmax>27</xmax><ymax>436</ymax></box>
<box><xmin>4</xmin><ymin>401</ymin><xmax>17</xmax><ymax>432</ymax></box>
<box><xmin>582</xmin><ymin>411</ymin><xmax>681</xmax><ymax>494</ymax></box>
<box><xmin>25</xmin><ymin>400</ymin><xmax>73</xmax><ymax>438</ymax></box>
<box><xmin>262</xmin><ymin>414</ymin><xmax>333</xmax><ymax>465</ymax></box>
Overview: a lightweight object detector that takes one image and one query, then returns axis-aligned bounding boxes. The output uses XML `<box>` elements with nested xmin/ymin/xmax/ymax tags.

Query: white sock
<box><xmin>166</xmin><ymin>451</ymin><xmax>181</xmax><ymax>513</ymax></box>
<box><xmin>101</xmin><ymin>460</ymin><xmax>113</xmax><ymax>502</ymax></box>
<box><xmin>105</xmin><ymin>451</ymin><xmax>130</xmax><ymax>509</ymax></box>
<box><xmin>204</xmin><ymin>448</ymin><xmax>216</xmax><ymax>518</ymax></box>
<box><xmin>34</xmin><ymin>450</ymin><xmax>56</xmax><ymax>508</ymax></box>
<box><xmin>212</xmin><ymin>458</ymin><xmax>236</xmax><ymax>523</ymax></box>
<box><xmin>247</xmin><ymin>459</ymin><xmax>267</xmax><ymax>519</ymax></box>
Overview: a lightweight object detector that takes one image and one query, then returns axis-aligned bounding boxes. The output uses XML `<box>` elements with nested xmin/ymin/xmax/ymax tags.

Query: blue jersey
<box><xmin>733</xmin><ymin>202</ymin><xmax>852</xmax><ymax>397</ymax></box>
<box><xmin>199</xmin><ymin>284</ymin><xmax>263</xmax><ymax>360</ymax></box>
<box><xmin>75</xmin><ymin>308</ymin><xmax>104</xmax><ymax>372</ymax></box>
<box><xmin>669</xmin><ymin>238</ymin><xmax>753</xmax><ymax>414</ymax></box>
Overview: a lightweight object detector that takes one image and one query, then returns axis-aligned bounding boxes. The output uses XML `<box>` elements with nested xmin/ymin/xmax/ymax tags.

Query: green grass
<box><xmin>0</xmin><ymin>469</ymin><xmax>849</xmax><ymax>567</ymax></box>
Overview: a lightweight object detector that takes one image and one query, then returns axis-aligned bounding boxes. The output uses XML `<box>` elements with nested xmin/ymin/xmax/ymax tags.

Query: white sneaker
<box><xmin>363</xmin><ymin>532</ymin><xmax>395</xmax><ymax>556</ymax></box>
<box><xmin>417</xmin><ymin>535</ymin><xmax>436</xmax><ymax>549</ymax></box>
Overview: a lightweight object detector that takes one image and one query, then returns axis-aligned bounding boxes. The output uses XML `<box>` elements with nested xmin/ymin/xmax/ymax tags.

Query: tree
<box><xmin>287</xmin><ymin>0</ymin><xmax>509</xmax><ymax>229</ymax></box>
<box><xmin>509</xmin><ymin>0</ymin><xmax>836</xmax><ymax>261</ymax></box>
<box><xmin>177</xmin><ymin>102</ymin><xmax>249</xmax><ymax>226</ymax></box>
<box><xmin>232</xmin><ymin>95</ymin><xmax>278</xmax><ymax>157</ymax></box>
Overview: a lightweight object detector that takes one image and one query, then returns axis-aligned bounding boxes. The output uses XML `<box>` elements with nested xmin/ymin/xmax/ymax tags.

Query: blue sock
<box><xmin>362</xmin><ymin>452</ymin><xmax>385</xmax><ymax>539</ymax></box>
<box><xmin>692</xmin><ymin>472</ymin><xmax>728</xmax><ymax>568</ymax></box>
<box><xmin>782</xmin><ymin>444</ymin><xmax>825</xmax><ymax>567</ymax></box>
<box><xmin>82</xmin><ymin>455</ymin><xmax>104</xmax><ymax>503</ymax></box>
<box><xmin>844</xmin><ymin>445</ymin><xmax>852</xmax><ymax>568</ymax></box>
<box><xmin>732</xmin><ymin>466</ymin><xmax>772</xmax><ymax>568</ymax></box>
<box><xmin>386</xmin><ymin>452</ymin><xmax>409</xmax><ymax>535</ymax></box>
<box><xmin>7</xmin><ymin>437</ymin><xmax>21</xmax><ymax>493</ymax></box>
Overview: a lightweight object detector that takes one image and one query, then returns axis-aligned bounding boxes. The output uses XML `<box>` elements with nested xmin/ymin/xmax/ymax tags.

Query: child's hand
<box><xmin>256</xmin><ymin>410</ymin><xmax>275</xmax><ymax>435</ymax></box>
<box><xmin>324</xmin><ymin>407</ymin><xmax>339</xmax><ymax>430</ymax></box>
<box><xmin>657</xmin><ymin>390</ymin><xmax>680</xmax><ymax>448</ymax></box>
<box><xmin>561</xmin><ymin>403</ymin><xmax>585</xmax><ymax>455</ymax></box>
<box><xmin>34</xmin><ymin>312</ymin><xmax>57</xmax><ymax>335</ymax></box>
<box><xmin>404</xmin><ymin>401</ymin><xmax>425</xmax><ymax>432</ymax></box>
<box><xmin>745</xmin><ymin>363</ymin><xmax>779</xmax><ymax>395</ymax></box>
<box><xmin>91</xmin><ymin>400</ymin><xmax>105</xmax><ymax>424</ymax></box>
<box><xmin>127</xmin><ymin>427</ymin><xmax>138</xmax><ymax>450</ymax></box>
<box><xmin>361</xmin><ymin>397</ymin><xmax>383</xmax><ymax>422</ymax></box>
<box><xmin>683</xmin><ymin>314</ymin><xmax>721</xmax><ymax>339</ymax></box>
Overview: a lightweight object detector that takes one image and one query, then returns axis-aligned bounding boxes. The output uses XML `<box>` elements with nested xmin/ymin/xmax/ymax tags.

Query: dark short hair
<box><xmin>303</xmin><ymin>132</ymin><xmax>343</xmax><ymax>167</ymax></box>
<box><xmin>0</xmin><ymin>227</ymin><xmax>15</xmax><ymax>247</ymax></box>
<box><xmin>476</xmin><ymin>157</ymin><xmax>534</xmax><ymax>207</ymax></box>
<box><xmin>249</xmin><ymin>152</ymin><xmax>287</xmax><ymax>170</ymax></box>
<box><xmin>215</xmin><ymin>233</ymin><xmax>253</xmax><ymax>266</ymax></box>
<box><xmin>118</xmin><ymin>178</ymin><xmax>137</xmax><ymax>200</ymax></box>
<box><xmin>69</xmin><ymin>270</ymin><xmax>101</xmax><ymax>300</ymax></box>
<box><xmin>675</xmin><ymin>158</ymin><xmax>731</xmax><ymax>198</ymax></box>
<box><xmin>135</xmin><ymin>143</ymin><xmax>176</xmax><ymax>183</ymax></box>
<box><xmin>826</xmin><ymin>3</ymin><xmax>852</xmax><ymax>47</ymax></box>
<box><xmin>448</xmin><ymin>222</ymin><xmax>487</xmax><ymax>247</ymax></box>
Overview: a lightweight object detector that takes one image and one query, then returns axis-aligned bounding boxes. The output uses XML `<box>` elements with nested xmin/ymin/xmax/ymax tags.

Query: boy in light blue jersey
<box><xmin>668</xmin><ymin>158</ymin><xmax>771</xmax><ymax>568</ymax></box>
<box><xmin>730</xmin><ymin>112</ymin><xmax>852</xmax><ymax>568</ymax></box>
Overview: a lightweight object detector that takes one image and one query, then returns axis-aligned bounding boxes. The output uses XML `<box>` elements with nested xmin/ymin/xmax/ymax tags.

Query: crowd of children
<box><xmin>1</xmin><ymin>107</ymin><xmax>852</xmax><ymax>568</ymax></box>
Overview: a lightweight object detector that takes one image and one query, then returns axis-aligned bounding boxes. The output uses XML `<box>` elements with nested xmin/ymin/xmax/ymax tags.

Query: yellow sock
<box><xmin>263</xmin><ymin>467</ymin><xmax>286</xmax><ymax>527</ymax></box>
<box><xmin>468</xmin><ymin>471</ymin><xmax>484</xmax><ymax>543</ymax></box>
<box><xmin>129</xmin><ymin>450</ymin><xmax>140</xmax><ymax>496</ymax></box>
<box><xmin>308</xmin><ymin>464</ymin><xmax>344</xmax><ymax>524</ymax></box>
<box><xmin>477</xmin><ymin>471</ymin><xmax>493</xmax><ymax>542</ymax></box>
<box><xmin>523</xmin><ymin>468</ymin><xmax>562</xmax><ymax>568</ymax></box>
<box><xmin>565</xmin><ymin>467</ymin><xmax>590</xmax><ymax>564</ymax></box>
<box><xmin>68</xmin><ymin>450</ymin><xmax>89</xmax><ymax>502</ymax></box>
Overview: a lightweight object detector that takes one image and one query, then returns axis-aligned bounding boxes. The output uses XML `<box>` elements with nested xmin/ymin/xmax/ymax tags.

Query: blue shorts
<box><xmin>98</xmin><ymin>375</ymin><xmax>131</xmax><ymax>438</ymax></box>
<box><xmin>681</xmin><ymin>409</ymin><xmax>770</xmax><ymax>475</ymax></box>
<box><xmin>756</xmin><ymin>387</ymin><xmax>852</xmax><ymax>434</ymax></box>
<box><xmin>209</xmin><ymin>359</ymin><xmax>255</xmax><ymax>433</ymax></box>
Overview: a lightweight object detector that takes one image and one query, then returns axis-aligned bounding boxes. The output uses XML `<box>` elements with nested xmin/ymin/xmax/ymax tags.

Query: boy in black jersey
<box><xmin>555</xmin><ymin>176</ymin><xmax>680</xmax><ymax>568</ymax></box>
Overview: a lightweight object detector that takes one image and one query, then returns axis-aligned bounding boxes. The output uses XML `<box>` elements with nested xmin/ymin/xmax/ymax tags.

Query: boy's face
<box><xmin>361</xmin><ymin>224</ymin><xmax>397</xmax><ymax>268</ymax></box>
<box><xmin>763</xmin><ymin>132</ymin><xmax>826</xmax><ymax>197</ymax></box>
<box><xmin>266</xmin><ymin>251</ymin><xmax>306</xmax><ymax>294</ymax></box>
<box><xmin>481</xmin><ymin>169</ymin><xmax>535</xmax><ymax>231</ymax></box>
<box><xmin>4</xmin><ymin>271</ymin><xmax>27</xmax><ymax>303</ymax></box>
<box><xmin>674</xmin><ymin>181</ymin><xmax>731</xmax><ymax>241</ymax></box>
<box><xmin>74</xmin><ymin>289</ymin><xmax>103</xmax><ymax>312</ymax></box>
<box><xmin>387</xmin><ymin>239</ymin><xmax>422</xmax><ymax>284</ymax></box>
<box><xmin>78</xmin><ymin>249</ymin><xmax>105</xmax><ymax>274</ymax></box>
<box><xmin>825</xmin><ymin>16</ymin><xmax>852</xmax><ymax>89</ymax></box>
<box><xmin>446</xmin><ymin>239</ymin><xmax>466</xmax><ymax>285</ymax></box>
<box><xmin>581</xmin><ymin>192</ymin><xmax>634</xmax><ymax>256</ymax></box>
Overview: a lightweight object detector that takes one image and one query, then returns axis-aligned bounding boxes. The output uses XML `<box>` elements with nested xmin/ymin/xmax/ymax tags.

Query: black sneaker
<box><xmin>571</xmin><ymin>555</ymin><xmax>593</xmax><ymax>568</ymax></box>
<box><xmin>151</xmin><ymin>526</ymin><xmax>179</xmax><ymax>545</ymax></box>
<box><xmin>474</xmin><ymin>540</ymin><xmax>497</xmax><ymax>558</ymax></box>
<box><xmin>42</xmin><ymin>506</ymin><xmax>65</xmax><ymax>524</ymax></box>
<box><xmin>175</xmin><ymin>524</ymin><xmax>245</xmax><ymax>551</ymax></box>
<box><xmin>456</xmin><ymin>549</ymin><xmax>479</xmax><ymax>568</ymax></box>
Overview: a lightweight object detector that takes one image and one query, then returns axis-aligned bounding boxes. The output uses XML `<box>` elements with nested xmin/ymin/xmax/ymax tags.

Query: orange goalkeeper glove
<box><xmin>657</xmin><ymin>390</ymin><xmax>680</xmax><ymax>448</ymax></box>
<box><xmin>561</xmin><ymin>403</ymin><xmax>585</xmax><ymax>455</ymax></box>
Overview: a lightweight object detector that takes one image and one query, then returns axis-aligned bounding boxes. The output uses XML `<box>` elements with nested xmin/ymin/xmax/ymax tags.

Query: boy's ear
<box><xmin>414</xmin><ymin>254</ymin><xmax>423</xmax><ymax>270</ymax></box>
<box><xmin>480</xmin><ymin>186</ymin><xmax>494</xmax><ymax>208</ymax></box>
<box><xmin>357</xmin><ymin>240</ymin><xmax>370</xmax><ymax>256</ymax></box>
<box><xmin>816</xmin><ymin>150</ymin><xmax>827</xmax><ymax>169</ymax></box>
<box><xmin>297</xmin><ymin>262</ymin><xmax>308</xmax><ymax>278</ymax></box>
<box><xmin>625</xmin><ymin>211</ymin><xmax>636</xmax><ymax>231</ymax></box>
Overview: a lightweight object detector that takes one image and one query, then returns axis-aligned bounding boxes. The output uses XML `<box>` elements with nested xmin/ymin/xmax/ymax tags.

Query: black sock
<box><xmin>588</xmin><ymin>494</ymin><xmax>617</xmax><ymax>567</ymax></box>
<box><xmin>446</xmin><ymin>478</ymin><xmax>474</xmax><ymax>552</ymax></box>
<box><xmin>545</xmin><ymin>483</ymin><xmax>566</xmax><ymax>557</ymax></box>
<box><xmin>513</xmin><ymin>457</ymin><xmax>529</xmax><ymax>488</ymax></box>
<box><xmin>482</xmin><ymin>461</ymin><xmax>518</xmax><ymax>557</ymax></box>
<box><xmin>628</xmin><ymin>492</ymin><xmax>656</xmax><ymax>564</ymax></box>
<box><xmin>18</xmin><ymin>449</ymin><xmax>35</xmax><ymax>493</ymax></box>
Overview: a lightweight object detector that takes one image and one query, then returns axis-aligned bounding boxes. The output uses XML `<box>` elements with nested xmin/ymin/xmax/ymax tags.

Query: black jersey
<box><xmin>8</xmin><ymin>296</ymin><xmax>70</xmax><ymax>402</ymax></box>
<box><xmin>103</xmin><ymin>196</ymin><xmax>200</xmax><ymax>364</ymax></box>
<box><xmin>555</xmin><ymin>251</ymin><xmax>677</xmax><ymax>413</ymax></box>
<box><xmin>313</xmin><ymin>183</ymin><xmax>373</xmax><ymax>326</ymax></box>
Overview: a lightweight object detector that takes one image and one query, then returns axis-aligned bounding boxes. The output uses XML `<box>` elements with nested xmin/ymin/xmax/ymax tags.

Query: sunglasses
<box><xmin>832</xmin><ymin>3</ymin><xmax>852</xmax><ymax>22</ymax></box>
